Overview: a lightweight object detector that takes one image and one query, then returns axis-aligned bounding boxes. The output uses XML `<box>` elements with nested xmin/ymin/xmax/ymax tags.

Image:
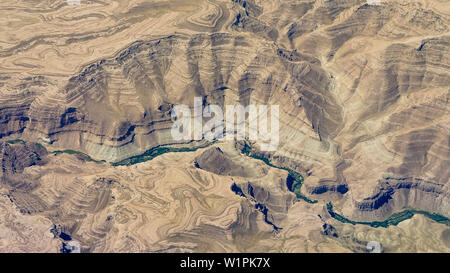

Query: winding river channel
<box><xmin>47</xmin><ymin>138</ymin><xmax>450</xmax><ymax>229</ymax></box>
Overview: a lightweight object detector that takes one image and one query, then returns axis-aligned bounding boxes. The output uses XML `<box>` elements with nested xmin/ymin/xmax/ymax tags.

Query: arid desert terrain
<box><xmin>0</xmin><ymin>0</ymin><xmax>449</xmax><ymax>253</ymax></box>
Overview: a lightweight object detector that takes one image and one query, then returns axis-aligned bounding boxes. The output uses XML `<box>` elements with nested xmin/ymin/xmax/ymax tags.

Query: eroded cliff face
<box><xmin>351</xmin><ymin>176</ymin><xmax>450</xmax><ymax>221</ymax></box>
<box><xmin>1</xmin><ymin>32</ymin><xmax>341</xmax><ymax>164</ymax></box>
<box><xmin>0</xmin><ymin>0</ymin><xmax>449</xmax><ymax>252</ymax></box>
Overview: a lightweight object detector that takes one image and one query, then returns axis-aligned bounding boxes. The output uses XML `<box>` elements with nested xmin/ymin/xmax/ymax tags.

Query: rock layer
<box><xmin>0</xmin><ymin>0</ymin><xmax>449</xmax><ymax>252</ymax></box>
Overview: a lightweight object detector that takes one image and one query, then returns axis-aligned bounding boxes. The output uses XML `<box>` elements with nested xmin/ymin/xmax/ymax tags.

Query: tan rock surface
<box><xmin>0</xmin><ymin>0</ymin><xmax>449</xmax><ymax>252</ymax></box>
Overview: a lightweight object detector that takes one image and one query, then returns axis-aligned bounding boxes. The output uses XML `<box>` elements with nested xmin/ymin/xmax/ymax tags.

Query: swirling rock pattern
<box><xmin>0</xmin><ymin>0</ymin><xmax>449</xmax><ymax>252</ymax></box>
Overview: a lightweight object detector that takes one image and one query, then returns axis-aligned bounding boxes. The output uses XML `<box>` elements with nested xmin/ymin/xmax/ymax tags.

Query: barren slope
<box><xmin>0</xmin><ymin>0</ymin><xmax>449</xmax><ymax>252</ymax></box>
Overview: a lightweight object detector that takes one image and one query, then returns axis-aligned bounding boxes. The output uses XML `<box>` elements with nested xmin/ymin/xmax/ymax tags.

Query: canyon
<box><xmin>0</xmin><ymin>0</ymin><xmax>449</xmax><ymax>252</ymax></box>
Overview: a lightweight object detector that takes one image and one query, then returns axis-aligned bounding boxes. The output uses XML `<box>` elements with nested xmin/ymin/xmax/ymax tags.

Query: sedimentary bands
<box><xmin>0</xmin><ymin>0</ymin><xmax>449</xmax><ymax>252</ymax></box>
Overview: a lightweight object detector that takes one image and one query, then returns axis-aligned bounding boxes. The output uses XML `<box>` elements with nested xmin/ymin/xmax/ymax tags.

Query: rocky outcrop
<box><xmin>231</xmin><ymin>180</ymin><xmax>297</xmax><ymax>232</ymax></box>
<box><xmin>0</xmin><ymin>141</ymin><xmax>47</xmax><ymax>176</ymax></box>
<box><xmin>195</xmin><ymin>147</ymin><xmax>248</xmax><ymax>177</ymax></box>
<box><xmin>351</xmin><ymin>176</ymin><xmax>450</xmax><ymax>221</ymax></box>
